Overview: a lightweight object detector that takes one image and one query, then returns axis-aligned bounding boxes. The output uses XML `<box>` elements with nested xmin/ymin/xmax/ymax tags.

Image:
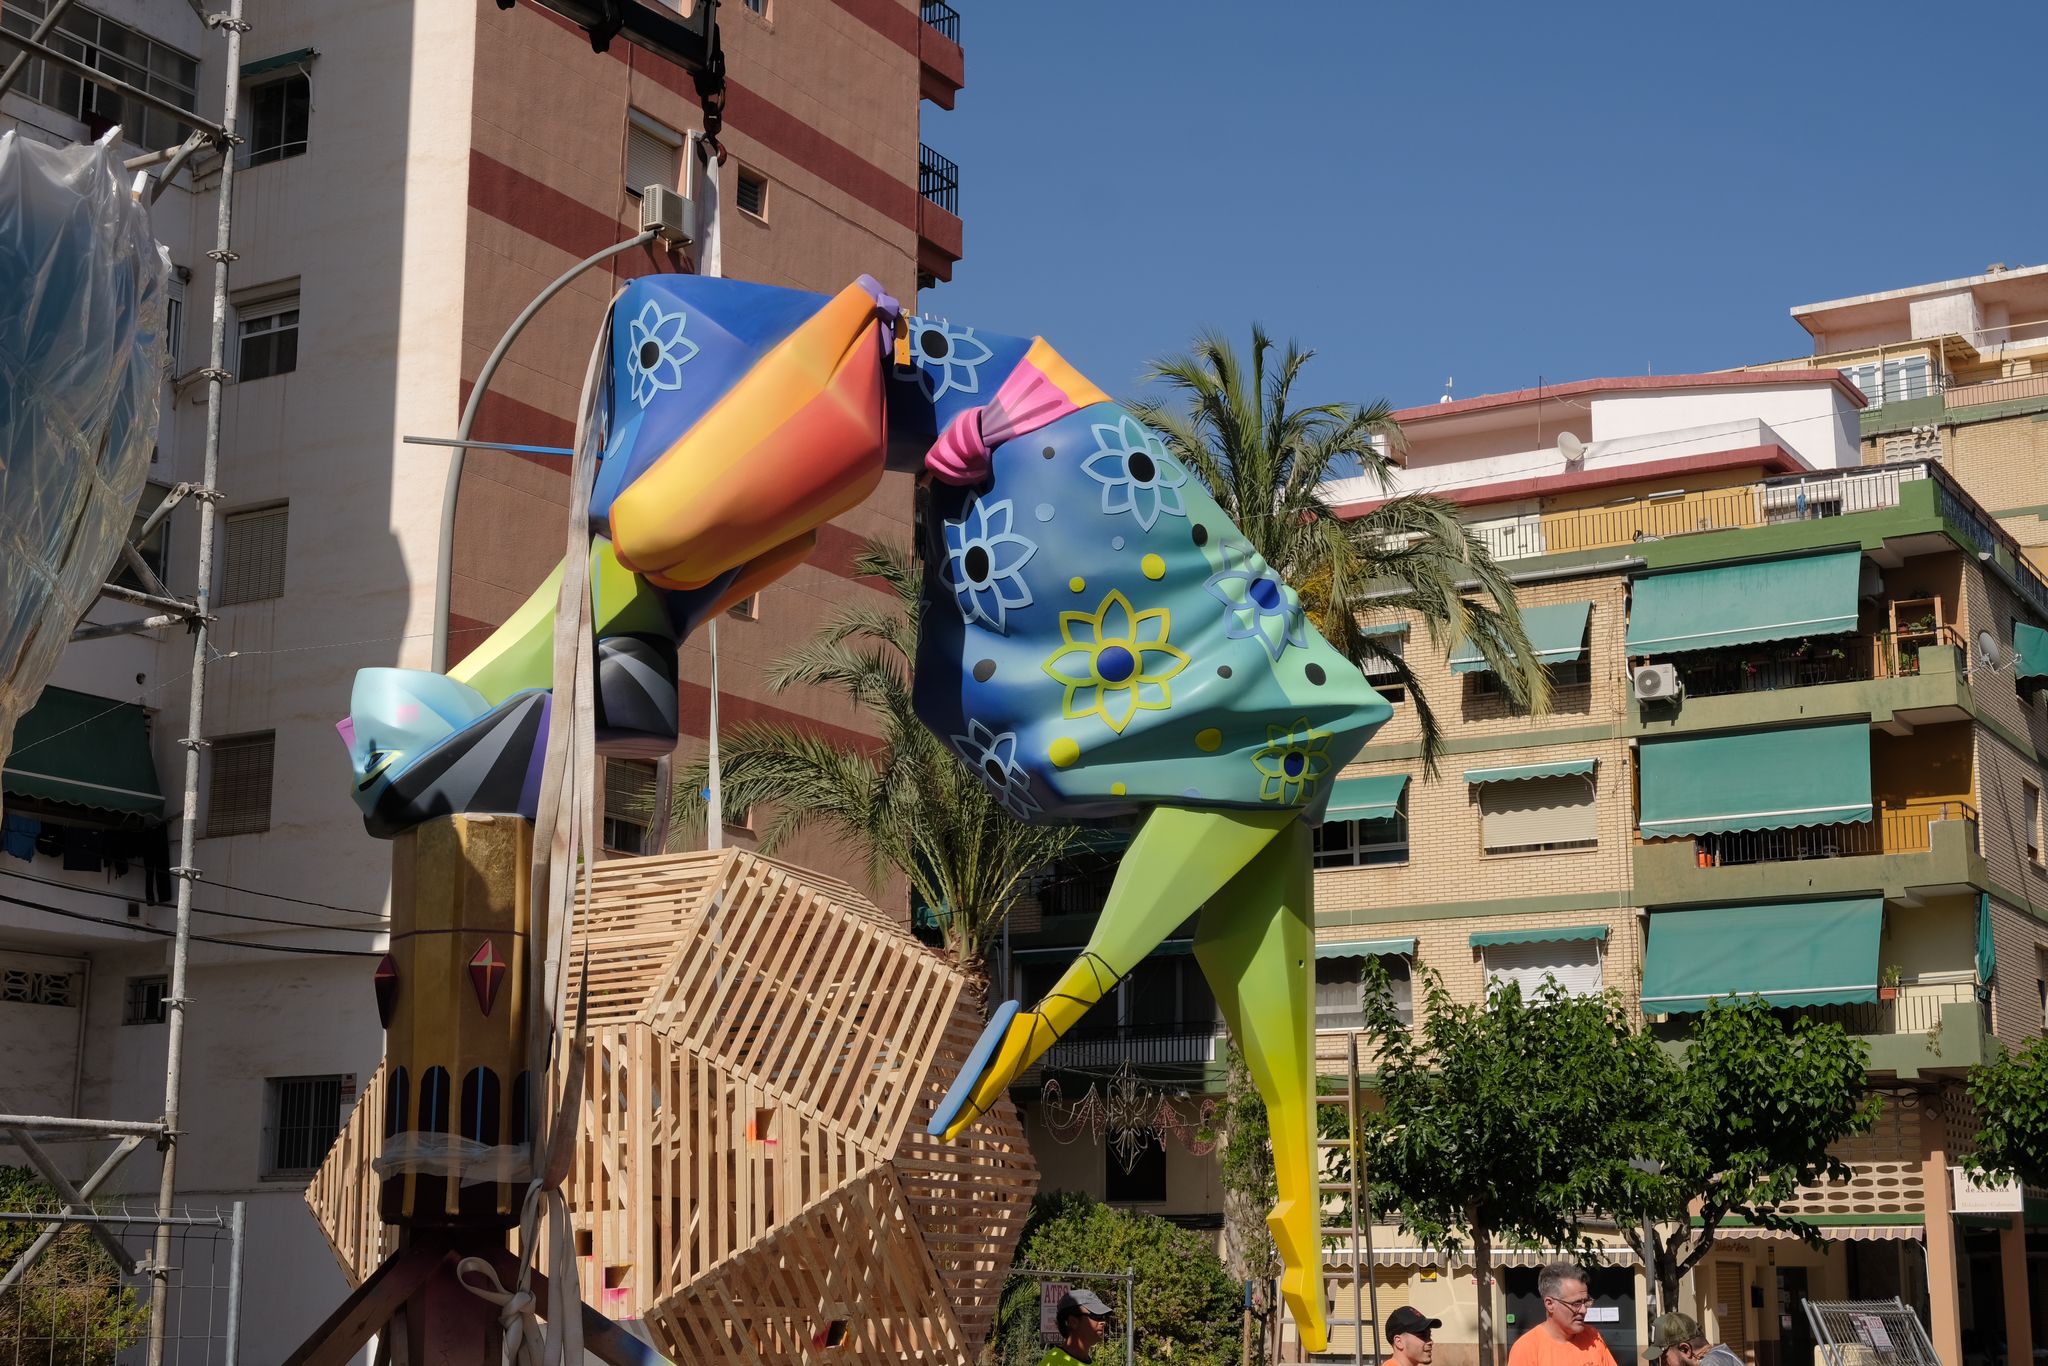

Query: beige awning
<box><xmin>1321</xmin><ymin>1245</ymin><xmax>1640</xmax><ymax>1269</ymax></box>
<box><xmin>1714</xmin><ymin>1225</ymin><xmax>1922</xmax><ymax>1243</ymax></box>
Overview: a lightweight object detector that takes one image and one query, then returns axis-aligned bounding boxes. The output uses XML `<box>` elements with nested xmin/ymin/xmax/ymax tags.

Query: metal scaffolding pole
<box><xmin>146</xmin><ymin>4</ymin><xmax>245</xmax><ymax>1362</ymax></box>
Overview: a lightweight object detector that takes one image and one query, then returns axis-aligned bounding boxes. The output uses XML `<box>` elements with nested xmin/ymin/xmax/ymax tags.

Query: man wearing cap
<box><xmin>1385</xmin><ymin>1306</ymin><xmax>1441</xmax><ymax>1366</ymax></box>
<box><xmin>1646</xmin><ymin>1312</ymin><xmax>1740</xmax><ymax>1366</ymax></box>
<box><xmin>1040</xmin><ymin>1289</ymin><xmax>1114</xmax><ymax>1366</ymax></box>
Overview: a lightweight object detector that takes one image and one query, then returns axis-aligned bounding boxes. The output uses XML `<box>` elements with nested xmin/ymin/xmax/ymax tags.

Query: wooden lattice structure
<box><xmin>309</xmin><ymin>848</ymin><xmax>1037</xmax><ymax>1364</ymax></box>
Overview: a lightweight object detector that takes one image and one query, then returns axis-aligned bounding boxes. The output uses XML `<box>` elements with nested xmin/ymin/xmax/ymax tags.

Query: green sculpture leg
<box><xmin>1194</xmin><ymin>817</ymin><xmax>1328</xmax><ymax>1354</ymax></box>
<box><xmin>937</xmin><ymin>806</ymin><xmax>1291</xmax><ymax>1141</ymax></box>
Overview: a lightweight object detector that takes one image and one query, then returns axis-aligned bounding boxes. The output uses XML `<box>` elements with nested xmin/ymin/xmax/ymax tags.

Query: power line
<box><xmin>0</xmin><ymin>892</ymin><xmax>381</xmax><ymax>958</ymax></box>
<box><xmin>0</xmin><ymin>869</ymin><xmax>385</xmax><ymax>935</ymax></box>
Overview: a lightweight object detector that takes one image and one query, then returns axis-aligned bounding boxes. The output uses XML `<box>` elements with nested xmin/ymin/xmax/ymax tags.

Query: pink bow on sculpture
<box><xmin>924</xmin><ymin>348</ymin><xmax>1091</xmax><ymax>485</ymax></box>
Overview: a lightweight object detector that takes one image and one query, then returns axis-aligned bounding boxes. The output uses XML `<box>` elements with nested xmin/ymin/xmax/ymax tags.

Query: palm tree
<box><xmin>1133</xmin><ymin>326</ymin><xmax>1549</xmax><ymax>770</ymax></box>
<box><xmin>670</xmin><ymin>541</ymin><xmax>1080</xmax><ymax>974</ymax></box>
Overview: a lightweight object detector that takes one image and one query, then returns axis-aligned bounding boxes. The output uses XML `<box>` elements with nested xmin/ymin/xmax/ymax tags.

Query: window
<box><xmin>219</xmin><ymin>505</ymin><xmax>288</xmax><ymax>604</ymax></box>
<box><xmin>1482</xmin><ymin>938</ymin><xmax>1603</xmax><ymax>1000</ymax></box>
<box><xmin>1839</xmin><ymin>357</ymin><xmax>1933</xmax><ymax>408</ymax></box>
<box><xmin>123</xmin><ymin>975</ymin><xmax>168</xmax><ymax>1025</ymax></box>
<box><xmin>237</xmin><ymin>300</ymin><xmax>299</xmax><ymax>381</ymax></box>
<box><xmin>206</xmin><ymin>732</ymin><xmax>275</xmax><ymax>837</ymax></box>
<box><xmin>163</xmin><ymin>291</ymin><xmax>183</xmax><ymax>372</ymax></box>
<box><xmin>603</xmin><ymin>757</ymin><xmax>660</xmax><ymax>855</ymax></box>
<box><xmin>735</xmin><ymin>167</ymin><xmax>768</xmax><ymax>220</ymax></box>
<box><xmin>1104</xmin><ymin>1131</ymin><xmax>1166</xmax><ymax>1204</ymax></box>
<box><xmin>0</xmin><ymin>966</ymin><xmax>78</xmax><ymax>1007</ymax></box>
<box><xmin>1313</xmin><ymin>800</ymin><xmax>1409</xmax><ymax>869</ymax></box>
<box><xmin>742</xmin><ymin>0</ymin><xmax>767</xmax><ymax>13</ymax></box>
<box><xmin>0</xmin><ymin>1</ymin><xmax>199</xmax><ymax>150</ymax></box>
<box><xmin>728</xmin><ymin>594</ymin><xmax>759</xmax><ymax>621</ymax></box>
<box><xmin>1315</xmin><ymin>954</ymin><xmax>1411</xmax><ymax>1032</ymax></box>
<box><xmin>264</xmin><ymin>1074</ymin><xmax>346</xmax><ymax>1177</ymax></box>
<box><xmin>1359</xmin><ymin>628</ymin><xmax>1406</xmax><ymax>703</ymax></box>
<box><xmin>246</xmin><ymin>72</ymin><xmax>310</xmax><ymax>165</ymax></box>
<box><xmin>1477</xmin><ymin>773</ymin><xmax>1596</xmax><ymax>855</ymax></box>
<box><xmin>2038</xmin><ymin>950</ymin><xmax>2047</xmax><ymax>1031</ymax></box>
<box><xmin>1470</xmin><ymin>656</ymin><xmax>1590</xmax><ymax>697</ymax></box>
<box><xmin>625</xmin><ymin>113</ymin><xmax>680</xmax><ymax>198</ymax></box>
<box><xmin>2027</xmin><ymin>781</ymin><xmax>2044</xmax><ymax>864</ymax></box>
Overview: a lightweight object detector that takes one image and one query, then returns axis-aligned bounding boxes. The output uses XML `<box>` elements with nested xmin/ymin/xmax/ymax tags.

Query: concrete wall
<box><xmin>1589</xmin><ymin>384</ymin><xmax>1860</xmax><ymax>470</ymax></box>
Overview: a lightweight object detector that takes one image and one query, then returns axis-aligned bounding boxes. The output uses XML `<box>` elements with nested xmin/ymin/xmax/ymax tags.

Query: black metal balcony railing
<box><xmin>1681</xmin><ymin>801</ymin><xmax>1976</xmax><ymax>869</ymax></box>
<box><xmin>1040</xmin><ymin>1020</ymin><xmax>1222</xmax><ymax>1073</ymax></box>
<box><xmin>1673</xmin><ymin>626</ymin><xmax>1967</xmax><ymax>700</ymax></box>
<box><xmin>919</xmin><ymin>0</ymin><xmax>960</xmax><ymax>42</ymax></box>
<box><xmin>918</xmin><ymin>143</ymin><xmax>958</xmax><ymax>215</ymax></box>
<box><xmin>1037</xmin><ymin>862</ymin><xmax>1118</xmax><ymax>921</ymax></box>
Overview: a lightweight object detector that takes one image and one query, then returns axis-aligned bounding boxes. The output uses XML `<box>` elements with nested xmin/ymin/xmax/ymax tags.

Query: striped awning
<box><xmin>1714</xmin><ymin>1224</ymin><xmax>1922</xmax><ymax>1243</ymax></box>
<box><xmin>1323</xmin><ymin>1245</ymin><xmax>1640</xmax><ymax>1268</ymax></box>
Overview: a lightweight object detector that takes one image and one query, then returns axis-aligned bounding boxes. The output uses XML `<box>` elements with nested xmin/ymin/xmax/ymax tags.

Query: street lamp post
<box><xmin>1627</xmin><ymin>1156</ymin><xmax>1664</xmax><ymax>1318</ymax></box>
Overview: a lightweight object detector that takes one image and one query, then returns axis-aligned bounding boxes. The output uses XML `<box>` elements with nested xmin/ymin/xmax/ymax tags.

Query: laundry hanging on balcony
<box><xmin>1636</xmin><ymin>721</ymin><xmax>1871</xmax><ymax>837</ymax></box>
<box><xmin>1624</xmin><ymin>550</ymin><xmax>1862</xmax><ymax>655</ymax></box>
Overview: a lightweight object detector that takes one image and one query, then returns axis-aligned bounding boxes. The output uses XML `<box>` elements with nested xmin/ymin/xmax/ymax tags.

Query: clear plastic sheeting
<box><xmin>0</xmin><ymin>130</ymin><xmax>170</xmax><ymax>769</ymax></box>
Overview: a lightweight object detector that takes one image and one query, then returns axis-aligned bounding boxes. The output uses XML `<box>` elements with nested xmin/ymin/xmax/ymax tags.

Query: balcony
<box><xmin>1032</xmin><ymin>1020</ymin><xmax>1225</xmax><ymax>1078</ymax></box>
<box><xmin>1671</xmin><ymin>627</ymin><xmax>1966</xmax><ymax>701</ymax></box>
<box><xmin>1944</xmin><ymin>369</ymin><xmax>2048</xmax><ymax>414</ymax></box>
<box><xmin>1793</xmin><ymin>981</ymin><xmax>1991</xmax><ymax>1079</ymax></box>
<box><xmin>917</xmin><ymin>2</ymin><xmax>964</xmax><ymax>109</ymax></box>
<box><xmin>1635</xmin><ymin>803</ymin><xmax>1985</xmax><ymax>908</ymax></box>
<box><xmin>916</xmin><ymin>143</ymin><xmax>962</xmax><ymax>286</ymax></box>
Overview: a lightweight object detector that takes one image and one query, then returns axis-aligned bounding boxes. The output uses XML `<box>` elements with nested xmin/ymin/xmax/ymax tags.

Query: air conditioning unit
<box><xmin>639</xmin><ymin>184</ymin><xmax>696</xmax><ymax>246</ymax></box>
<box><xmin>1631</xmin><ymin>663</ymin><xmax>1683</xmax><ymax>703</ymax></box>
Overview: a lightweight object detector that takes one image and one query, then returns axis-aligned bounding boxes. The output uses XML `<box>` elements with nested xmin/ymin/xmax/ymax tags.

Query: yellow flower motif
<box><xmin>1253</xmin><ymin>719</ymin><xmax>1332</xmax><ymax>804</ymax></box>
<box><xmin>1042</xmin><ymin>589</ymin><xmax>1189</xmax><ymax>734</ymax></box>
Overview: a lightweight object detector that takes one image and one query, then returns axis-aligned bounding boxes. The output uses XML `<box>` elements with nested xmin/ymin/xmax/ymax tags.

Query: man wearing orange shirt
<box><xmin>1505</xmin><ymin>1264</ymin><xmax>1618</xmax><ymax>1366</ymax></box>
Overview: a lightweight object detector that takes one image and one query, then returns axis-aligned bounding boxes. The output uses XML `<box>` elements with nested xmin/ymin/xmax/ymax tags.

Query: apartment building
<box><xmin>1308</xmin><ymin>371</ymin><xmax>2048</xmax><ymax>1366</ymax></box>
<box><xmin>1744</xmin><ymin>263</ymin><xmax>2048</xmax><ymax>573</ymax></box>
<box><xmin>0</xmin><ymin>0</ymin><xmax>963</xmax><ymax>1357</ymax></box>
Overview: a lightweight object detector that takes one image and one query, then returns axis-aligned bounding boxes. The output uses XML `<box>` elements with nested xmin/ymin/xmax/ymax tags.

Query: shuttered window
<box><xmin>735</xmin><ymin>167</ymin><xmax>767</xmax><ymax>219</ymax></box>
<box><xmin>1482</xmin><ymin>938</ymin><xmax>1602</xmax><ymax>1000</ymax></box>
<box><xmin>220</xmin><ymin>506</ymin><xmax>288</xmax><ymax>604</ymax></box>
<box><xmin>602</xmin><ymin>758</ymin><xmax>660</xmax><ymax>855</ymax></box>
<box><xmin>625</xmin><ymin>116</ymin><xmax>680</xmax><ymax>197</ymax></box>
<box><xmin>207</xmin><ymin>732</ymin><xmax>275</xmax><ymax>837</ymax></box>
<box><xmin>1478</xmin><ymin>773</ymin><xmax>1596</xmax><ymax>854</ymax></box>
<box><xmin>1713</xmin><ymin>1263</ymin><xmax>1748</xmax><ymax>1351</ymax></box>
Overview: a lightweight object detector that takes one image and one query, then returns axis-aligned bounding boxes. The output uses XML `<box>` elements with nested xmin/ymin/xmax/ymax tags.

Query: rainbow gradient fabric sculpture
<box><xmin>342</xmin><ymin>274</ymin><xmax>1391</xmax><ymax>1350</ymax></box>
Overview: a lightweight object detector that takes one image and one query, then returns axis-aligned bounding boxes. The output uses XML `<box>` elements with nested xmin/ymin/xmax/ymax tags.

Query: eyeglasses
<box><xmin>1547</xmin><ymin>1296</ymin><xmax>1592</xmax><ymax>1313</ymax></box>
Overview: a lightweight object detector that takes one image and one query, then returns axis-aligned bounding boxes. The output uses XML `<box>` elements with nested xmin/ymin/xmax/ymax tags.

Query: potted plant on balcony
<box><xmin>1878</xmin><ymin>964</ymin><xmax>1903</xmax><ymax>1002</ymax></box>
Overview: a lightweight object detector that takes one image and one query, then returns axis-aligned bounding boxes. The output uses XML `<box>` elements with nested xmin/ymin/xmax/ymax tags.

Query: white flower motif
<box><xmin>1082</xmin><ymin>414</ymin><xmax>1189</xmax><ymax>530</ymax></box>
<box><xmin>1205</xmin><ymin>542</ymin><xmax>1308</xmax><ymax>661</ymax></box>
<box><xmin>909</xmin><ymin>317</ymin><xmax>994</xmax><ymax>403</ymax></box>
<box><xmin>944</xmin><ymin>498</ymin><xmax>1038</xmax><ymax>632</ymax></box>
<box><xmin>952</xmin><ymin>719</ymin><xmax>1042</xmax><ymax>820</ymax></box>
<box><xmin>625</xmin><ymin>298</ymin><xmax>700</xmax><ymax>407</ymax></box>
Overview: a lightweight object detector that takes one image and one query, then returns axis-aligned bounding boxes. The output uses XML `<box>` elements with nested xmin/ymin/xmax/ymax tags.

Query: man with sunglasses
<box><xmin>1040</xmin><ymin>1289</ymin><xmax>1114</xmax><ymax>1366</ymax></box>
<box><xmin>1507</xmin><ymin>1263</ymin><xmax>1619</xmax><ymax>1366</ymax></box>
<box><xmin>1386</xmin><ymin>1306</ymin><xmax>1441</xmax><ymax>1366</ymax></box>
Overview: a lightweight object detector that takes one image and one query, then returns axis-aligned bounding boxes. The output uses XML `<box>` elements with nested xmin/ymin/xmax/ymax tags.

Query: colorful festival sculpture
<box><xmin>340</xmin><ymin>273</ymin><xmax>1391</xmax><ymax>1353</ymax></box>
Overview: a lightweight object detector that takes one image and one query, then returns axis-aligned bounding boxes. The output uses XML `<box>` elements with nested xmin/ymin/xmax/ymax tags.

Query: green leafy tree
<box><xmin>673</xmin><ymin>542</ymin><xmax>1077</xmax><ymax>971</ymax></box>
<box><xmin>1135</xmin><ymin>327</ymin><xmax>1549</xmax><ymax>770</ymax></box>
<box><xmin>1639</xmin><ymin>1000</ymin><xmax>1879</xmax><ymax>1310</ymax></box>
<box><xmin>1352</xmin><ymin>964</ymin><xmax>1672</xmax><ymax>1366</ymax></box>
<box><xmin>0</xmin><ymin>1168</ymin><xmax>149</xmax><ymax>1366</ymax></box>
<box><xmin>993</xmin><ymin>1191</ymin><xmax>1238</xmax><ymax>1366</ymax></box>
<box><xmin>1963</xmin><ymin>1033</ymin><xmax>2048</xmax><ymax>1189</ymax></box>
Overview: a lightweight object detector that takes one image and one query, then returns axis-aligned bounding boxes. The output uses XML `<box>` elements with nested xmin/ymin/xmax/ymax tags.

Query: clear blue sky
<box><xmin>920</xmin><ymin>4</ymin><xmax>2048</xmax><ymax>412</ymax></box>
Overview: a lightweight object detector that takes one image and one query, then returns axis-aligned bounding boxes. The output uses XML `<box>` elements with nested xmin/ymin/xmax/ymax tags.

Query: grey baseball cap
<box><xmin>1059</xmin><ymin>1289</ymin><xmax>1114</xmax><ymax>1320</ymax></box>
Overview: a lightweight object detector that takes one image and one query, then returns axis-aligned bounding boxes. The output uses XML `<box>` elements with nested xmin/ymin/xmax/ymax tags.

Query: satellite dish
<box><xmin>1558</xmin><ymin>432</ymin><xmax>1586</xmax><ymax>464</ymax></box>
<box><xmin>1977</xmin><ymin>630</ymin><xmax>2007</xmax><ymax>671</ymax></box>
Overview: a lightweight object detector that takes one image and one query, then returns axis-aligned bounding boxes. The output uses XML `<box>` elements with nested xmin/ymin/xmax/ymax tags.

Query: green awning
<box><xmin>1451</xmin><ymin>601</ymin><xmax>1592</xmax><ymax>673</ymax></box>
<box><xmin>1624</xmin><ymin>550</ymin><xmax>1862</xmax><ymax>655</ymax></box>
<box><xmin>1641</xmin><ymin>898</ymin><xmax>1883</xmax><ymax>1012</ymax></box>
<box><xmin>241</xmin><ymin>47</ymin><xmax>316</xmax><ymax>78</ymax></box>
<box><xmin>1326</xmin><ymin>775</ymin><xmax>1408</xmax><ymax>821</ymax></box>
<box><xmin>1316</xmin><ymin>937</ymin><xmax>1416</xmax><ymax>959</ymax></box>
<box><xmin>1358</xmin><ymin>621</ymin><xmax>1407</xmax><ymax>637</ymax></box>
<box><xmin>2016</xmin><ymin>624</ymin><xmax>2048</xmax><ymax>683</ymax></box>
<box><xmin>2</xmin><ymin>687</ymin><xmax>163</xmax><ymax>816</ymax></box>
<box><xmin>1463</xmin><ymin>758</ymin><xmax>1597</xmax><ymax>785</ymax></box>
<box><xmin>1637</xmin><ymin>722</ymin><xmax>1871</xmax><ymax>837</ymax></box>
<box><xmin>1977</xmin><ymin>893</ymin><xmax>1996</xmax><ymax>985</ymax></box>
<box><xmin>1469</xmin><ymin>925</ymin><xmax>1610</xmax><ymax>948</ymax></box>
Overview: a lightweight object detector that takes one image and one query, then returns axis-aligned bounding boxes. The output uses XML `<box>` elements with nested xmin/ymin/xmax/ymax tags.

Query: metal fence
<box><xmin>918</xmin><ymin>143</ymin><xmax>958</xmax><ymax>215</ymax></box>
<box><xmin>919</xmin><ymin>0</ymin><xmax>960</xmax><ymax>42</ymax></box>
<box><xmin>1679</xmin><ymin>801</ymin><xmax>1977</xmax><ymax>868</ymax></box>
<box><xmin>0</xmin><ymin>1202</ymin><xmax>242</xmax><ymax>1366</ymax></box>
<box><xmin>1803</xmin><ymin>1297</ymin><xmax>1940</xmax><ymax>1366</ymax></box>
